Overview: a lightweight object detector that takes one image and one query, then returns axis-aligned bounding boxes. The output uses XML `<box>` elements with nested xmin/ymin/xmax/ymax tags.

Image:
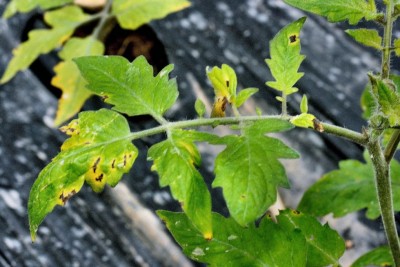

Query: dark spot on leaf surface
<box><xmin>93</xmin><ymin>157</ymin><xmax>100</xmax><ymax>173</ymax></box>
<box><xmin>111</xmin><ymin>159</ymin><xmax>116</xmax><ymax>169</ymax></box>
<box><xmin>292</xmin><ymin>209</ymin><xmax>301</xmax><ymax>215</ymax></box>
<box><xmin>95</xmin><ymin>173</ymin><xmax>104</xmax><ymax>182</ymax></box>
<box><xmin>289</xmin><ymin>34</ymin><xmax>297</xmax><ymax>43</ymax></box>
<box><xmin>59</xmin><ymin>190</ymin><xmax>77</xmax><ymax>205</ymax></box>
<box><xmin>226</xmin><ymin>80</ymin><xmax>229</xmax><ymax>87</ymax></box>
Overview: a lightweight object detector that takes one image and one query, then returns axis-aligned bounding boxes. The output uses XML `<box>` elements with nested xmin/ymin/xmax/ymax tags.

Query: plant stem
<box><xmin>122</xmin><ymin>115</ymin><xmax>367</xmax><ymax>146</ymax></box>
<box><xmin>319</xmin><ymin>122</ymin><xmax>368</xmax><ymax>146</ymax></box>
<box><xmin>92</xmin><ymin>0</ymin><xmax>113</xmax><ymax>41</ymax></box>
<box><xmin>381</xmin><ymin>0</ymin><xmax>394</xmax><ymax>79</ymax></box>
<box><xmin>368</xmin><ymin>140</ymin><xmax>400</xmax><ymax>266</ymax></box>
<box><xmin>281</xmin><ymin>92</ymin><xmax>287</xmax><ymax>117</ymax></box>
<box><xmin>375</xmin><ymin>1</ymin><xmax>400</xmax><ymax>264</ymax></box>
<box><xmin>384</xmin><ymin>130</ymin><xmax>400</xmax><ymax>163</ymax></box>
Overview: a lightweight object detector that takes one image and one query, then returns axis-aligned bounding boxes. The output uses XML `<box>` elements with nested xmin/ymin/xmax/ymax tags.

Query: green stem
<box><xmin>374</xmin><ymin>1</ymin><xmax>400</xmax><ymax>264</ymax></box>
<box><xmin>122</xmin><ymin>115</ymin><xmax>367</xmax><ymax>146</ymax></box>
<box><xmin>319</xmin><ymin>122</ymin><xmax>368</xmax><ymax>146</ymax></box>
<box><xmin>92</xmin><ymin>0</ymin><xmax>114</xmax><ymax>41</ymax></box>
<box><xmin>281</xmin><ymin>92</ymin><xmax>287</xmax><ymax>117</ymax></box>
<box><xmin>381</xmin><ymin>0</ymin><xmax>394</xmax><ymax>79</ymax></box>
<box><xmin>384</xmin><ymin>130</ymin><xmax>400</xmax><ymax>163</ymax></box>
<box><xmin>367</xmin><ymin>140</ymin><xmax>400</xmax><ymax>266</ymax></box>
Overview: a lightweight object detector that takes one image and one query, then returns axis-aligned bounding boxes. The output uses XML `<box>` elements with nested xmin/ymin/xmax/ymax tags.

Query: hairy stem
<box><xmin>381</xmin><ymin>0</ymin><xmax>394</xmax><ymax>79</ymax></box>
<box><xmin>375</xmin><ymin>1</ymin><xmax>400</xmax><ymax>264</ymax></box>
<box><xmin>123</xmin><ymin>115</ymin><xmax>367</xmax><ymax>146</ymax></box>
<box><xmin>318</xmin><ymin>122</ymin><xmax>368</xmax><ymax>146</ymax></box>
<box><xmin>368</xmin><ymin>140</ymin><xmax>400</xmax><ymax>265</ymax></box>
<box><xmin>384</xmin><ymin>130</ymin><xmax>400</xmax><ymax>163</ymax></box>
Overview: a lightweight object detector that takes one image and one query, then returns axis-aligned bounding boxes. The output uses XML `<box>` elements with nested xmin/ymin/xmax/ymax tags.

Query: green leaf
<box><xmin>283</xmin><ymin>0</ymin><xmax>380</xmax><ymax>25</ymax></box>
<box><xmin>194</xmin><ymin>99</ymin><xmax>206</xmax><ymax>118</ymax></box>
<box><xmin>28</xmin><ymin>109</ymin><xmax>138</xmax><ymax>241</ymax></box>
<box><xmin>290</xmin><ymin>113</ymin><xmax>316</xmax><ymax>128</ymax></box>
<box><xmin>351</xmin><ymin>246</ymin><xmax>394</xmax><ymax>267</ymax></box>
<box><xmin>112</xmin><ymin>0</ymin><xmax>190</xmax><ymax>30</ymax></box>
<box><xmin>278</xmin><ymin>210</ymin><xmax>345</xmax><ymax>266</ymax></box>
<box><xmin>148</xmin><ymin>130</ymin><xmax>212</xmax><ymax>238</ymax></box>
<box><xmin>394</xmin><ymin>38</ymin><xmax>400</xmax><ymax>56</ymax></box>
<box><xmin>1</xmin><ymin>6</ymin><xmax>90</xmax><ymax>84</ymax></box>
<box><xmin>360</xmin><ymin>82</ymin><xmax>375</xmax><ymax>119</ymax></box>
<box><xmin>266</xmin><ymin>17</ymin><xmax>306</xmax><ymax>96</ymax></box>
<box><xmin>374</xmin><ymin>78</ymin><xmax>400</xmax><ymax>127</ymax></box>
<box><xmin>74</xmin><ymin>55</ymin><xmax>178</xmax><ymax>118</ymax></box>
<box><xmin>345</xmin><ymin>28</ymin><xmax>382</xmax><ymax>50</ymax></box>
<box><xmin>158</xmin><ymin>209</ymin><xmax>344</xmax><ymax>266</ymax></box>
<box><xmin>360</xmin><ymin>74</ymin><xmax>400</xmax><ymax>120</ymax></box>
<box><xmin>300</xmin><ymin>94</ymin><xmax>308</xmax><ymax>113</ymax></box>
<box><xmin>211</xmin><ymin>120</ymin><xmax>299</xmax><ymax>226</ymax></box>
<box><xmin>235</xmin><ymin>88</ymin><xmax>259</xmax><ymax>107</ymax></box>
<box><xmin>299</xmin><ymin>152</ymin><xmax>400</xmax><ymax>219</ymax></box>
<box><xmin>2</xmin><ymin>0</ymin><xmax>73</xmax><ymax>18</ymax></box>
<box><xmin>52</xmin><ymin>37</ymin><xmax>105</xmax><ymax>126</ymax></box>
<box><xmin>207</xmin><ymin>64</ymin><xmax>238</xmax><ymax>101</ymax></box>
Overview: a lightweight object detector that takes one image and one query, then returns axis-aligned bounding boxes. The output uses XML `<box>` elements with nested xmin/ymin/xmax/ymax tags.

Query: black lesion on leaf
<box><xmin>111</xmin><ymin>159</ymin><xmax>116</xmax><ymax>169</ymax></box>
<box><xmin>123</xmin><ymin>154</ymin><xmax>127</xmax><ymax>167</ymax></box>
<box><xmin>59</xmin><ymin>190</ymin><xmax>77</xmax><ymax>205</ymax></box>
<box><xmin>92</xmin><ymin>157</ymin><xmax>101</xmax><ymax>173</ymax></box>
<box><xmin>289</xmin><ymin>34</ymin><xmax>297</xmax><ymax>43</ymax></box>
<box><xmin>95</xmin><ymin>173</ymin><xmax>104</xmax><ymax>182</ymax></box>
<box><xmin>220</xmin><ymin>97</ymin><xmax>228</xmax><ymax>112</ymax></box>
<box><xmin>226</xmin><ymin>80</ymin><xmax>230</xmax><ymax>87</ymax></box>
<box><xmin>292</xmin><ymin>209</ymin><xmax>301</xmax><ymax>215</ymax></box>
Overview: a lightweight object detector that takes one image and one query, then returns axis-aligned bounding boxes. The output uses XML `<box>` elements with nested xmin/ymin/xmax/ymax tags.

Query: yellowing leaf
<box><xmin>52</xmin><ymin>37</ymin><xmax>105</xmax><ymax>126</ymax></box>
<box><xmin>290</xmin><ymin>113</ymin><xmax>316</xmax><ymax>128</ymax></box>
<box><xmin>148</xmin><ymin>130</ymin><xmax>212</xmax><ymax>238</ymax></box>
<box><xmin>345</xmin><ymin>28</ymin><xmax>382</xmax><ymax>50</ymax></box>
<box><xmin>112</xmin><ymin>0</ymin><xmax>191</xmax><ymax>30</ymax></box>
<box><xmin>1</xmin><ymin>6</ymin><xmax>91</xmax><ymax>84</ymax></box>
<box><xmin>2</xmin><ymin>0</ymin><xmax>73</xmax><ymax>18</ymax></box>
<box><xmin>28</xmin><ymin>109</ymin><xmax>138</xmax><ymax>241</ymax></box>
<box><xmin>206</xmin><ymin>64</ymin><xmax>237</xmax><ymax>100</ymax></box>
<box><xmin>210</xmin><ymin>96</ymin><xmax>228</xmax><ymax>118</ymax></box>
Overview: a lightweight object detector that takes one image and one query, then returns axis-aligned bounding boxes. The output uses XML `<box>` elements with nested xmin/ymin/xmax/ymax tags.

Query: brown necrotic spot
<box><xmin>59</xmin><ymin>190</ymin><xmax>77</xmax><ymax>205</ymax></box>
<box><xmin>123</xmin><ymin>154</ymin><xmax>127</xmax><ymax>167</ymax></box>
<box><xmin>92</xmin><ymin>157</ymin><xmax>100</xmax><ymax>173</ymax></box>
<box><xmin>289</xmin><ymin>34</ymin><xmax>297</xmax><ymax>43</ymax></box>
<box><xmin>292</xmin><ymin>209</ymin><xmax>301</xmax><ymax>215</ymax></box>
<box><xmin>111</xmin><ymin>159</ymin><xmax>116</xmax><ymax>169</ymax></box>
<box><xmin>95</xmin><ymin>173</ymin><xmax>104</xmax><ymax>182</ymax></box>
<box><xmin>226</xmin><ymin>80</ymin><xmax>230</xmax><ymax>87</ymax></box>
<box><xmin>313</xmin><ymin>118</ymin><xmax>324</xmax><ymax>132</ymax></box>
<box><xmin>221</xmin><ymin>97</ymin><xmax>228</xmax><ymax>112</ymax></box>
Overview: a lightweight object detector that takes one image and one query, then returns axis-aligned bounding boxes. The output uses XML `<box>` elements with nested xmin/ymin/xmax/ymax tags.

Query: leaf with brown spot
<box><xmin>28</xmin><ymin>109</ymin><xmax>138</xmax><ymax>241</ymax></box>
